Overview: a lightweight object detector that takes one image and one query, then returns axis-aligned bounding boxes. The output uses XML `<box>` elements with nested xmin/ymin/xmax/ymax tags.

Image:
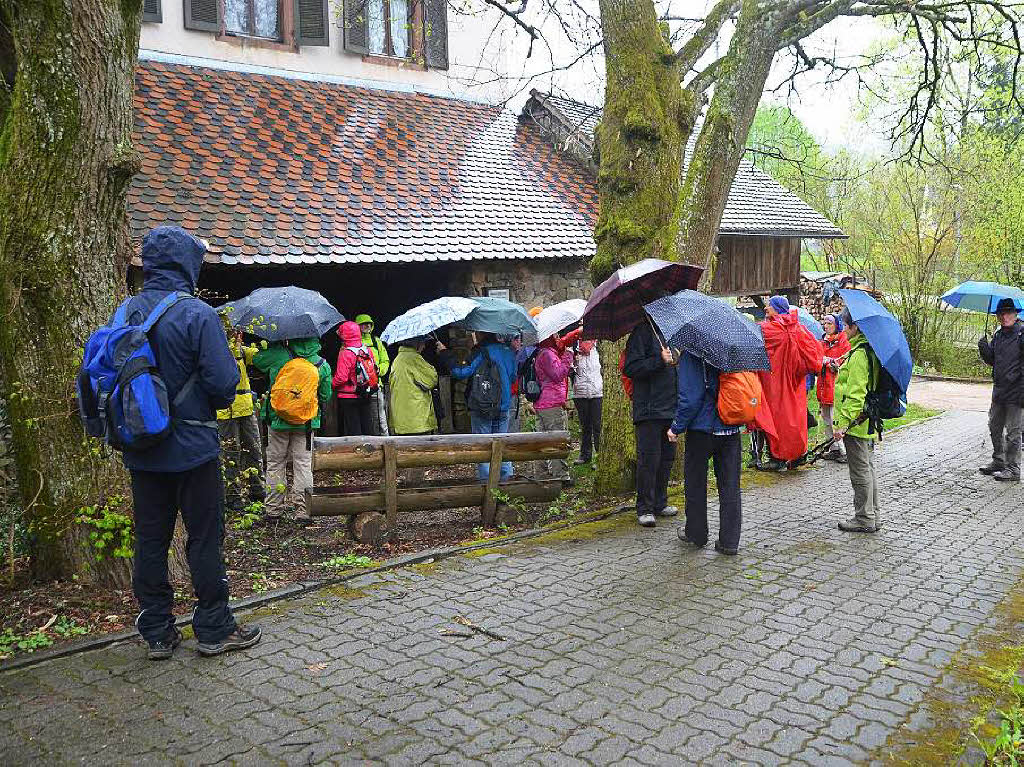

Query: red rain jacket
<box><xmin>757</xmin><ymin>311</ymin><xmax>823</xmax><ymax>461</ymax></box>
<box><xmin>816</xmin><ymin>331</ymin><xmax>851</xmax><ymax>406</ymax></box>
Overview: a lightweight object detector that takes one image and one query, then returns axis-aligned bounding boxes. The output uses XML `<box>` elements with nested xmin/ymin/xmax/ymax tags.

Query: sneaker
<box><xmin>147</xmin><ymin>627</ymin><xmax>182</xmax><ymax>661</ymax></box>
<box><xmin>637</xmin><ymin>513</ymin><xmax>656</xmax><ymax>528</ymax></box>
<box><xmin>979</xmin><ymin>463</ymin><xmax>1004</xmax><ymax>476</ymax></box>
<box><xmin>838</xmin><ymin>519</ymin><xmax>878</xmax><ymax>533</ymax></box>
<box><xmin>654</xmin><ymin>505</ymin><xmax>678</xmax><ymax>517</ymax></box>
<box><xmin>994</xmin><ymin>469</ymin><xmax>1021</xmax><ymax>482</ymax></box>
<box><xmin>714</xmin><ymin>540</ymin><xmax>738</xmax><ymax>556</ymax></box>
<box><xmin>677</xmin><ymin>529</ymin><xmax>706</xmax><ymax>547</ymax></box>
<box><xmin>197</xmin><ymin>624</ymin><xmax>262</xmax><ymax>657</ymax></box>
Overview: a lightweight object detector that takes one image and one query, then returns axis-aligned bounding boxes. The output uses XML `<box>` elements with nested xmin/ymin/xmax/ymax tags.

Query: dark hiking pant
<box><xmin>573</xmin><ymin>397</ymin><xmax>603</xmax><ymax>462</ymax></box>
<box><xmin>635</xmin><ymin>419</ymin><xmax>676</xmax><ymax>517</ymax></box>
<box><xmin>218</xmin><ymin>413</ymin><xmax>264</xmax><ymax>510</ymax></box>
<box><xmin>683</xmin><ymin>430</ymin><xmax>742</xmax><ymax>550</ymax></box>
<box><xmin>989</xmin><ymin>400</ymin><xmax>1022</xmax><ymax>474</ymax></box>
<box><xmin>339</xmin><ymin>397</ymin><xmax>374</xmax><ymax>436</ymax></box>
<box><xmin>130</xmin><ymin>459</ymin><xmax>237</xmax><ymax>645</ymax></box>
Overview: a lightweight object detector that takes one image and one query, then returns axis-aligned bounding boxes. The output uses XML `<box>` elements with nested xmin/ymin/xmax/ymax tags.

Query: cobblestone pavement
<box><xmin>3</xmin><ymin>410</ymin><xmax>1024</xmax><ymax>765</ymax></box>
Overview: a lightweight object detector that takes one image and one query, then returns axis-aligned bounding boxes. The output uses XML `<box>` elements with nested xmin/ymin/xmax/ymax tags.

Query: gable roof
<box><xmin>131</xmin><ymin>61</ymin><xmax>600</xmax><ymax>265</ymax></box>
<box><xmin>525</xmin><ymin>91</ymin><xmax>846</xmax><ymax>240</ymax></box>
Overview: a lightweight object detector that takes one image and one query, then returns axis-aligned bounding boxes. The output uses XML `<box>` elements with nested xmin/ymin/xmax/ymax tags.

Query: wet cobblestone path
<box><xmin>2</xmin><ymin>410</ymin><xmax>1023</xmax><ymax>765</ymax></box>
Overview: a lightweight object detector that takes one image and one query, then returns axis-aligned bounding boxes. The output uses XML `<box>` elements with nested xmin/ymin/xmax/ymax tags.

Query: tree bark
<box><xmin>0</xmin><ymin>0</ymin><xmax>142</xmax><ymax>581</ymax></box>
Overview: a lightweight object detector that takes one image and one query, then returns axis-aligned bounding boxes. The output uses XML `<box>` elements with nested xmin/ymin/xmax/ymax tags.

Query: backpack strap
<box><xmin>111</xmin><ymin>298</ymin><xmax>133</xmax><ymax>329</ymax></box>
<box><xmin>140</xmin><ymin>291</ymin><xmax>191</xmax><ymax>334</ymax></box>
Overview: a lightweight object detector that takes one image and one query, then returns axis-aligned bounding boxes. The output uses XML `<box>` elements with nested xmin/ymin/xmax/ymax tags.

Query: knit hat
<box><xmin>768</xmin><ymin>295</ymin><xmax>791</xmax><ymax>315</ymax></box>
<box><xmin>996</xmin><ymin>298</ymin><xmax>1019</xmax><ymax>314</ymax></box>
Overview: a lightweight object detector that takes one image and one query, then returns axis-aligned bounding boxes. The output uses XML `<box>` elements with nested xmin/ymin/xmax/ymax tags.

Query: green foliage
<box><xmin>974</xmin><ymin>675</ymin><xmax>1024</xmax><ymax>764</ymax></box>
<box><xmin>230</xmin><ymin>501</ymin><xmax>263</xmax><ymax>531</ymax></box>
<box><xmin>0</xmin><ymin>627</ymin><xmax>53</xmax><ymax>658</ymax></box>
<box><xmin>75</xmin><ymin>495</ymin><xmax>132</xmax><ymax>561</ymax></box>
<box><xmin>318</xmin><ymin>554</ymin><xmax>375</xmax><ymax>570</ymax></box>
<box><xmin>52</xmin><ymin>616</ymin><xmax>87</xmax><ymax>639</ymax></box>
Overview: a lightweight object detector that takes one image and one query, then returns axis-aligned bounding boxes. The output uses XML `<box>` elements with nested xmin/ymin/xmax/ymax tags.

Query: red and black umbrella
<box><xmin>581</xmin><ymin>259</ymin><xmax>704</xmax><ymax>341</ymax></box>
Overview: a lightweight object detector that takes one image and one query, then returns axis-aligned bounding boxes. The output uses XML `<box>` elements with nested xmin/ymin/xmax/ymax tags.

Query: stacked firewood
<box><xmin>799</xmin><ymin>275</ymin><xmax>881</xmax><ymax>322</ymax></box>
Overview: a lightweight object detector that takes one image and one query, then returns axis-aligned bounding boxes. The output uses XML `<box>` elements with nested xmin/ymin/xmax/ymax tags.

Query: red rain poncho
<box><xmin>816</xmin><ymin>331</ymin><xmax>851</xmax><ymax>406</ymax></box>
<box><xmin>757</xmin><ymin>311</ymin><xmax>823</xmax><ymax>461</ymax></box>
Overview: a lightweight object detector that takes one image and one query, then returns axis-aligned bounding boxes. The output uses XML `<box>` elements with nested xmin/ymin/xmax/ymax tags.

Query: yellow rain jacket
<box><xmin>217</xmin><ymin>339</ymin><xmax>258</xmax><ymax>420</ymax></box>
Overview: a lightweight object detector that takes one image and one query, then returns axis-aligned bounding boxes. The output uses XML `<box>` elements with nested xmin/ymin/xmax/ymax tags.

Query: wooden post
<box><xmin>481</xmin><ymin>438</ymin><xmax>504</xmax><ymax>526</ymax></box>
<box><xmin>383</xmin><ymin>439</ymin><xmax>398</xmax><ymax>529</ymax></box>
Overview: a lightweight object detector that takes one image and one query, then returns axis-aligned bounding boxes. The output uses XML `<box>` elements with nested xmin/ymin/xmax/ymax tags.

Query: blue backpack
<box><xmin>77</xmin><ymin>292</ymin><xmax>202</xmax><ymax>451</ymax></box>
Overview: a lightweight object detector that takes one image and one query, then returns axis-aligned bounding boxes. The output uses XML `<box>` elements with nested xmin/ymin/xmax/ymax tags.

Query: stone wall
<box><xmin>447</xmin><ymin>257</ymin><xmax>591</xmax><ymax>310</ymax></box>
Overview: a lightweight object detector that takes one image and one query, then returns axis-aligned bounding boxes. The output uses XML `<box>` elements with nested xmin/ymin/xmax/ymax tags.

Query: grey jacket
<box><xmin>979</xmin><ymin>320</ymin><xmax>1024</xmax><ymax>405</ymax></box>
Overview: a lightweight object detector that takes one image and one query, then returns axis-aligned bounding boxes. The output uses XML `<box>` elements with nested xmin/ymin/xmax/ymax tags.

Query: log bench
<box><xmin>306</xmin><ymin>431</ymin><xmax>571</xmax><ymax>544</ymax></box>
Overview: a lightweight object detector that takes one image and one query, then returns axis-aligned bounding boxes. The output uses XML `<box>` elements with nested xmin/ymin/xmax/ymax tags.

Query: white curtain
<box><xmin>252</xmin><ymin>0</ymin><xmax>279</xmax><ymax>38</ymax></box>
<box><xmin>367</xmin><ymin>0</ymin><xmax>386</xmax><ymax>54</ymax></box>
<box><xmin>223</xmin><ymin>0</ymin><xmax>247</xmax><ymax>34</ymax></box>
<box><xmin>389</xmin><ymin>0</ymin><xmax>408</xmax><ymax>57</ymax></box>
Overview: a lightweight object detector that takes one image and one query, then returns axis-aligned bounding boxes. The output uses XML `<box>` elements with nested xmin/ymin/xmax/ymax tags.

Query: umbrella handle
<box><xmin>646</xmin><ymin>313</ymin><xmax>667</xmax><ymax>350</ymax></box>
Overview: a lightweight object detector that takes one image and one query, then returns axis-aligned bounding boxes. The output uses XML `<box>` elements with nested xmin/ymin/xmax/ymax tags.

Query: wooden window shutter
<box><xmin>142</xmin><ymin>0</ymin><xmax>163</xmax><ymax>22</ymax></box>
<box><xmin>184</xmin><ymin>0</ymin><xmax>219</xmax><ymax>32</ymax></box>
<box><xmin>423</xmin><ymin>0</ymin><xmax>448</xmax><ymax>70</ymax></box>
<box><xmin>342</xmin><ymin>0</ymin><xmax>370</xmax><ymax>54</ymax></box>
<box><xmin>295</xmin><ymin>0</ymin><xmax>329</xmax><ymax>45</ymax></box>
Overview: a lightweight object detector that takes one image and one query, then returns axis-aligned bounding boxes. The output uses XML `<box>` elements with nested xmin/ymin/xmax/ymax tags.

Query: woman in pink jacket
<box><xmin>533</xmin><ymin>333</ymin><xmax>575</xmax><ymax>479</ymax></box>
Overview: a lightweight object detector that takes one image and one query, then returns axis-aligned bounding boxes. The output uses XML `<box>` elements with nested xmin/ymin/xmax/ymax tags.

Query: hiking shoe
<box><xmin>994</xmin><ymin>469</ymin><xmax>1021</xmax><ymax>482</ymax></box>
<box><xmin>197</xmin><ymin>625</ymin><xmax>262</xmax><ymax>657</ymax></box>
<box><xmin>677</xmin><ymin>529</ymin><xmax>707</xmax><ymax>547</ymax></box>
<box><xmin>838</xmin><ymin>519</ymin><xmax>878</xmax><ymax>533</ymax></box>
<box><xmin>979</xmin><ymin>463</ymin><xmax>1004</xmax><ymax>476</ymax></box>
<box><xmin>637</xmin><ymin>513</ymin><xmax>656</xmax><ymax>528</ymax></box>
<box><xmin>147</xmin><ymin>627</ymin><xmax>182</xmax><ymax>661</ymax></box>
<box><xmin>654</xmin><ymin>505</ymin><xmax>678</xmax><ymax>517</ymax></box>
<box><xmin>766</xmin><ymin>458</ymin><xmax>788</xmax><ymax>472</ymax></box>
<box><xmin>714</xmin><ymin>540</ymin><xmax>738</xmax><ymax>556</ymax></box>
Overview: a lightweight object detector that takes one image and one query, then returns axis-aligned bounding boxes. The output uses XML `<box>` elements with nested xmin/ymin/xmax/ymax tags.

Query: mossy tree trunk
<box><xmin>0</xmin><ymin>0</ymin><xmax>142</xmax><ymax>582</ymax></box>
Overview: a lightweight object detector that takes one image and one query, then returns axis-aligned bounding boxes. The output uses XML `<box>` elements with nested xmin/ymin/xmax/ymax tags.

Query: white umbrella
<box><xmin>380</xmin><ymin>296</ymin><xmax>478</xmax><ymax>345</ymax></box>
<box><xmin>534</xmin><ymin>298</ymin><xmax>587</xmax><ymax>342</ymax></box>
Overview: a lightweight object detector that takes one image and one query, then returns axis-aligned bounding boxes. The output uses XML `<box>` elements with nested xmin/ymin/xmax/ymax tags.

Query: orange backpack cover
<box><xmin>270</xmin><ymin>358</ymin><xmax>320</xmax><ymax>425</ymax></box>
<box><xmin>717</xmin><ymin>371</ymin><xmax>762</xmax><ymax>426</ymax></box>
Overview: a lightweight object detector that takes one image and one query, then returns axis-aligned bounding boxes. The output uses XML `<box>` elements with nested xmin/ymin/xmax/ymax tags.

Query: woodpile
<box><xmin>799</xmin><ymin>273</ymin><xmax>880</xmax><ymax>322</ymax></box>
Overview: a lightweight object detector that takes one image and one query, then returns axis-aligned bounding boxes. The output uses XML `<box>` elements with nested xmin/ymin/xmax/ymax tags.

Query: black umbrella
<box><xmin>222</xmin><ymin>287</ymin><xmax>344</xmax><ymax>341</ymax></box>
<box><xmin>645</xmin><ymin>291</ymin><xmax>769</xmax><ymax>372</ymax></box>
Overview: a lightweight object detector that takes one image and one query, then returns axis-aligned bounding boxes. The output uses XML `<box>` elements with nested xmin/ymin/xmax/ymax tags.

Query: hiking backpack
<box><xmin>863</xmin><ymin>349</ymin><xmax>906</xmax><ymax>439</ymax></box>
<box><xmin>467</xmin><ymin>349</ymin><xmax>503</xmax><ymax>418</ymax></box>
<box><xmin>518</xmin><ymin>349</ymin><xmax>542</xmax><ymax>404</ymax></box>
<box><xmin>352</xmin><ymin>348</ymin><xmax>379</xmax><ymax>398</ymax></box>
<box><xmin>77</xmin><ymin>292</ymin><xmax>208</xmax><ymax>451</ymax></box>
<box><xmin>270</xmin><ymin>354</ymin><xmax>322</xmax><ymax>425</ymax></box>
<box><xmin>717</xmin><ymin>370</ymin><xmax>763</xmax><ymax>426</ymax></box>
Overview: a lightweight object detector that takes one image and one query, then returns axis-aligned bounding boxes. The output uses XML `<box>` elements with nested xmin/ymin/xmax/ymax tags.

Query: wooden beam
<box><xmin>383</xmin><ymin>439</ymin><xmax>398</xmax><ymax>528</ymax></box>
<box><xmin>481</xmin><ymin>438</ymin><xmax>504</xmax><ymax>526</ymax></box>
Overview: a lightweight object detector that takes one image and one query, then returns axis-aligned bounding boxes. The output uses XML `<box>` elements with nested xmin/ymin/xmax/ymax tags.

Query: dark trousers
<box><xmin>683</xmin><ymin>430</ymin><xmax>742</xmax><ymax>549</ymax></box>
<box><xmin>635</xmin><ymin>419</ymin><xmax>676</xmax><ymax>516</ymax></box>
<box><xmin>574</xmin><ymin>397</ymin><xmax>603</xmax><ymax>462</ymax></box>
<box><xmin>339</xmin><ymin>397</ymin><xmax>374</xmax><ymax>436</ymax></box>
<box><xmin>129</xmin><ymin>459</ymin><xmax>236</xmax><ymax>645</ymax></box>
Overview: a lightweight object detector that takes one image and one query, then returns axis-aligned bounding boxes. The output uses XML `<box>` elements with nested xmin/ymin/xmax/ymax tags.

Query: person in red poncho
<box><xmin>816</xmin><ymin>313</ymin><xmax>851</xmax><ymax>463</ymax></box>
<box><xmin>757</xmin><ymin>296</ymin><xmax>824</xmax><ymax>470</ymax></box>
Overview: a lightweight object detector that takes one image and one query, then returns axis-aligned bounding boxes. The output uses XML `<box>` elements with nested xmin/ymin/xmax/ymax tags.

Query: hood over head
<box><xmin>285</xmin><ymin>337</ymin><xmax>322</xmax><ymax>358</ymax></box>
<box><xmin>141</xmin><ymin>226</ymin><xmax>207</xmax><ymax>293</ymax></box>
<box><xmin>338</xmin><ymin>320</ymin><xmax>364</xmax><ymax>347</ymax></box>
<box><xmin>768</xmin><ymin>295</ymin><xmax>791</xmax><ymax>316</ymax></box>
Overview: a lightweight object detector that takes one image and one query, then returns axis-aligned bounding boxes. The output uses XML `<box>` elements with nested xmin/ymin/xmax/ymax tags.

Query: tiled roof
<box><xmin>131</xmin><ymin>61</ymin><xmax>599</xmax><ymax>265</ymax></box>
<box><xmin>529</xmin><ymin>92</ymin><xmax>846</xmax><ymax>239</ymax></box>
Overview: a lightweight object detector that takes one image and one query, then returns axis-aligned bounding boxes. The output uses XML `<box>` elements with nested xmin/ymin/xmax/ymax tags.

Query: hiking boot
<box><xmin>677</xmin><ymin>529</ymin><xmax>707</xmax><ymax>547</ymax></box>
<box><xmin>979</xmin><ymin>463</ymin><xmax>1004</xmax><ymax>476</ymax></box>
<box><xmin>838</xmin><ymin>519</ymin><xmax>878</xmax><ymax>533</ymax></box>
<box><xmin>637</xmin><ymin>513</ymin><xmax>656</xmax><ymax>528</ymax></box>
<box><xmin>994</xmin><ymin>469</ymin><xmax>1021</xmax><ymax>482</ymax></box>
<box><xmin>654</xmin><ymin>505</ymin><xmax>678</xmax><ymax>517</ymax></box>
<box><xmin>714</xmin><ymin>540</ymin><xmax>738</xmax><ymax>556</ymax></box>
<box><xmin>766</xmin><ymin>458</ymin><xmax>788</xmax><ymax>472</ymax></box>
<box><xmin>147</xmin><ymin>627</ymin><xmax>182</xmax><ymax>661</ymax></box>
<box><xmin>197</xmin><ymin>624</ymin><xmax>262</xmax><ymax>657</ymax></box>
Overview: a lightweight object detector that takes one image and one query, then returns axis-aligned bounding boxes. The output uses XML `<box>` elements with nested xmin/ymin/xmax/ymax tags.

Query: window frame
<box><xmin>367</xmin><ymin>0</ymin><xmax>412</xmax><ymax>59</ymax></box>
<box><xmin>222</xmin><ymin>0</ymin><xmax>284</xmax><ymax>41</ymax></box>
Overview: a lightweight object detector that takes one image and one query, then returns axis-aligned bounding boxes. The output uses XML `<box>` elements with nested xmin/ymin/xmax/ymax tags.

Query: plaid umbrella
<box><xmin>645</xmin><ymin>291</ymin><xmax>770</xmax><ymax>372</ymax></box>
<box><xmin>582</xmin><ymin>259</ymin><xmax>704</xmax><ymax>340</ymax></box>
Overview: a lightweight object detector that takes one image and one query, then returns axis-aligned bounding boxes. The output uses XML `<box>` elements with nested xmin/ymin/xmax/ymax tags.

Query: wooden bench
<box><xmin>306</xmin><ymin>431</ymin><xmax>571</xmax><ymax>543</ymax></box>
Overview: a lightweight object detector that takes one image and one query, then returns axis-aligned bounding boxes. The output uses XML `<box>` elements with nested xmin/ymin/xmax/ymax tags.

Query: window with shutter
<box><xmin>343</xmin><ymin>0</ymin><xmax>370</xmax><ymax>54</ymax></box>
<box><xmin>184</xmin><ymin>0</ymin><xmax>220</xmax><ymax>31</ymax></box>
<box><xmin>295</xmin><ymin>0</ymin><xmax>329</xmax><ymax>45</ymax></box>
<box><xmin>142</xmin><ymin>0</ymin><xmax>162</xmax><ymax>22</ymax></box>
<box><xmin>423</xmin><ymin>0</ymin><xmax>447</xmax><ymax>70</ymax></box>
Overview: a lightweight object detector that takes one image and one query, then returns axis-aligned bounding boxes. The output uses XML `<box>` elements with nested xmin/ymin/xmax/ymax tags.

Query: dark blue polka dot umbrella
<box><xmin>645</xmin><ymin>290</ymin><xmax>770</xmax><ymax>372</ymax></box>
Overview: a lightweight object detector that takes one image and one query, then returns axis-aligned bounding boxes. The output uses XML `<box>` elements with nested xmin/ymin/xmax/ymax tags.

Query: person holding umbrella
<box><xmin>978</xmin><ymin>298</ymin><xmax>1024</xmax><ymax>482</ymax></box>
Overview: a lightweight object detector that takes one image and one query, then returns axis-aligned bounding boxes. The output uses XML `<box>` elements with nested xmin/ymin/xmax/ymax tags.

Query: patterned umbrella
<box><xmin>534</xmin><ymin>298</ymin><xmax>587</xmax><ymax>342</ymax></box>
<box><xmin>221</xmin><ymin>286</ymin><xmax>343</xmax><ymax>341</ymax></box>
<box><xmin>380</xmin><ymin>297</ymin><xmax>478</xmax><ymax>345</ymax></box>
<box><xmin>645</xmin><ymin>291</ymin><xmax>770</xmax><ymax>372</ymax></box>
<box><xmin>582</xmin><ymin>259</ymin><xmax>704</xmax><ymax>340</ymax></box>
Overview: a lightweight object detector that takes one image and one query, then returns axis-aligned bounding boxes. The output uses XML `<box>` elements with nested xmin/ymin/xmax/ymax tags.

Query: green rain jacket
<box><xmin>355</xmin><ymin>313</ymin><xmax>390</xmax><ymax>380</ymax></box>
<box><xmin>833</xmin><ymin>332</ymin><xmax>881</xmax><ymax>440</ymax></box>
<box><xmin>388</xmin><ymin>346</ymin><xmax>438</xmax><ymax>435</ymax></box>
<box><xmin>253</xmin><ymin>338</ymin><xmax>333</xmax><ymax>431</ymax></box>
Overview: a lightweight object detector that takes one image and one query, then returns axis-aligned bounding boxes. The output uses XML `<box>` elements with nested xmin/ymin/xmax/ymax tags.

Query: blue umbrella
<box><xmin>645</xmin><ymin>291</ymin><xmax>770</xmax><ymax>372</ymax></box>
<box><xmin>456</xmin><ymin>297</ymin><xmax>539</xmax><ymax>344</ymax></box>
<box><xmin>380</xmin><ymin>297</ymin><xmax>478</xmax><ymax>345</ymax></box>
<box><xmin>940</xmin><ymin>281</ymin><xmax>1024</xmax><ymax>314</ymax></box>
<box><xmin>222</xmin><ymin>286</ymin><xmax>343</xmax><ymax>342</ymax></box>
<box><xmin>838</xmin><ymin>289</ymin><xmax>912</xmax><ymax>394</ymax></box>
<box><xmin>796</xmin><ymin>307</ymin><xmax>824</xmax><ymax>339</ymax></box>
